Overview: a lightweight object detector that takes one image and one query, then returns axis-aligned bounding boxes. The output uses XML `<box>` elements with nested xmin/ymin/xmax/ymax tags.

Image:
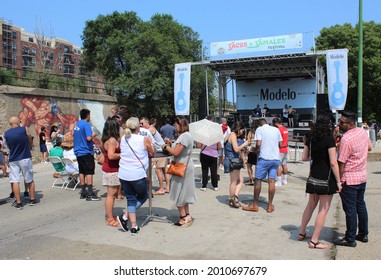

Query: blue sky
<box><xmin>3</xmin><ymin>0</ymin><xmax>381</xmax><ymax>50</ymax></box>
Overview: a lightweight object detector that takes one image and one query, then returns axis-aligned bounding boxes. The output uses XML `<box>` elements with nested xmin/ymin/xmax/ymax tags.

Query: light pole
<box><xmin>357</xmin><ymin>0</ymin><xmax>363</xmax><ymax>127</ymax></box>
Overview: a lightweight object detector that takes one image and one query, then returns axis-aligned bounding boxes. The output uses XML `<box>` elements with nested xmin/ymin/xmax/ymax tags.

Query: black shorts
<box><xmin>77</xmin><ymin>154</ymin><xmax>95</xmax><ymax>175</ymax></box>
<box><xmin>247</xmin><ymin>152</ymin><xmax>258</xmax><ymax>165</ymax></box>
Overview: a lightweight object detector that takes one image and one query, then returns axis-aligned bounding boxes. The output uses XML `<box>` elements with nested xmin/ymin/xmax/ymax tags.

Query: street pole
<box><xmin>357</xmin><ymin>0</ymin><xmax>363</xmax><ymax>127</ymax></box>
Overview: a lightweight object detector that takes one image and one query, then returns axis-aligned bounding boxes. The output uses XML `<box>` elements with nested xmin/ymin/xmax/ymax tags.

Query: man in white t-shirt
<box><xmin>243</xmin><ymin>118</ymin><xmax>282</xmax><ymax>213</ymax></box>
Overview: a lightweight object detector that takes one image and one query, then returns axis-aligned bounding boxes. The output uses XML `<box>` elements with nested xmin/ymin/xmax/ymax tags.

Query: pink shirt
<box><xmin>338</xmin><ymin>127</ymin><xmax>371</xmax><ymax>185</ymax></box>
<box><xmin>201</xmin><ymin>143</ymin><xmax>219</xmax><ymax>158</ymax></box>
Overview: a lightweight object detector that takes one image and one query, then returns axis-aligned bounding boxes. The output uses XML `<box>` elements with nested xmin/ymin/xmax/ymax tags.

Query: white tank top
<box><xmin>118</xmin><ymin>134</ymin><xmax>148</xmax><ymax>181</ymax></box>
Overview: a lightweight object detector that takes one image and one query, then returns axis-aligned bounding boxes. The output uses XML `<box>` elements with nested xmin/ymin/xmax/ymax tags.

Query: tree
<box><xmin>82</xmin><ymin>11</ymin><xmax>216</xmax><ymax>120</ymax></box>
<box><xmin>316</xmin><ymin>21</ymin><xmax>381</xmax><ymax>122</ymax></box>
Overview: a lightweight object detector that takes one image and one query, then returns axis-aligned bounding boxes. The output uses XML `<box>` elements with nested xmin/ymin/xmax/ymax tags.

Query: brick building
<box><xmin>1</xmin><ymin>18</ymin><xmax>84</xmax><ymax>77</ymax></box>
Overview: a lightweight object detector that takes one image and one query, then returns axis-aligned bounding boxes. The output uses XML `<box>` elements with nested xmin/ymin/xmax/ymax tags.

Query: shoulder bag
<box><xmin>305</xmin><ymin>141</ymin><xmax>331</xmax><ymax>195</ymax></box>
<box><xmin>167</xmin><ymin>145</ymin><xmax>192</xmax><ymax>177</ymax></box>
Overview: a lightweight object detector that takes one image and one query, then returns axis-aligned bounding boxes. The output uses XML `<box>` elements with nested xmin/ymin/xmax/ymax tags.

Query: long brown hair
<box><xmin>175</xmin><ymin>116</ymin><xmax>189</xmax><ymax>134</ymax></box>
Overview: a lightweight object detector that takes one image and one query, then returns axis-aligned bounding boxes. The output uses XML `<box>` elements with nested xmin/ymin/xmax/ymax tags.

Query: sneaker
<box><xmin>29</xmin><ymin>199</ymin><xmax>40</xmax><ymax>206</ymax></box>
<box><xmin>80</xmin><ymin>192</ymin><xmax>87</xmax><ymax>199</ymax></box>
<box><xmin>9</xmin><ymin>192</ymin><xmax>15</xmax><ymax>199</ymax></box>
<box><xmin>24</xmin><ymin>191</ymin><xmax>29</xmax><ymax>198</ymax></box>
<box><xmin>117</xmin><ymin>215</ymin><xmax>129</xmax><ymax>232</ymax></box>
<box><xmin>219</xmin><ymin>164</ymin><xmax>224</xmax><ymax>171</ymax></box>
<box><xmin>275</xmin><ymin>180</ymin><xmax>282</xmax><ymax>187</ymax></box>
<box><xmin>130</xmin><ymin>226</ymin><xmax>140</xmax><ymax>236</ymax></box>
<box><xmin>200</xmin><ymin>187</ymin><xmax>206</xmax><ymax>191</ymax></box>
<box><xmin>86</xmin><ymin>193</ymin><xmax>101</xmax><ymax>201</ymax></box>
<box><xmin>282</xmin><ymin>180</ymin><xmax>288</xmax><ymax>185</ymax></box>
<box><xmin>214</xmin><ymin>187</ymin><xmax>219</xmax><ymax>191</ymax></box>
<box><xmin>14</xmin><ymin>202</ymin><xmax>23</xmax><ymax>210</ymax></box>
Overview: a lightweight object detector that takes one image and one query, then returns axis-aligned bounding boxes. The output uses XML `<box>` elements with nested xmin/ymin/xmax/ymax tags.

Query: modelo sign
<box><xmin>236</xmin><ymin>78</ymin><xmax>316</xmax><ymax>110</ymax></box>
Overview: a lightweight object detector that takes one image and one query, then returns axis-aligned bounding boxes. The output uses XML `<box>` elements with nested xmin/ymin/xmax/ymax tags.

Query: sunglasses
<box><xmin>338</xmin><ymin>119</ymin><xmax>350</xmax><ymax>124</ymax></box>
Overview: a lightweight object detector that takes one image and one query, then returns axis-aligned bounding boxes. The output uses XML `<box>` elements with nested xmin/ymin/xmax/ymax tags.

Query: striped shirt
<box><xmin>338</xmin><ymin>127</ymin><xmax>371</xmax><ymax>185</ymax></box>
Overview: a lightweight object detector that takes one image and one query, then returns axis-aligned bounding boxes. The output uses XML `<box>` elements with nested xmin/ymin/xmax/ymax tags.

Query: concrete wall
<box><xmin>0</xmin><ymin>85</ymin><xmax>117</xmax><ymax>158</ymax></box>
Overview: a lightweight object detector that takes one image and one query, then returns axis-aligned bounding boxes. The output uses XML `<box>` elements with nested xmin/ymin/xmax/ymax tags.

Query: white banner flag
<box><xmin>174</xmin><ymin>63</ymin><xmax>191</xmax><ymax>115</ymax></box>
<box><xmin>326</xmin><ymin>49</ymin><xmax>348</xmax><ymax>111</ymax></box>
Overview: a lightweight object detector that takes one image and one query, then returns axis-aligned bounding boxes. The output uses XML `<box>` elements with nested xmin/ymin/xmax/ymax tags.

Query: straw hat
<box><xmin>61</xmin><ymin>134</ymin><xmax>74</xmax><ymax>149</ymax></box>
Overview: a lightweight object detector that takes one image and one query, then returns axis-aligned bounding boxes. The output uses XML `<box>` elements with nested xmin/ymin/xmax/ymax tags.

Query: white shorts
<box><xmin>102</xmin><ymin>171</ymin><xmax>120</xmax><ymax>187</ymax></box>
<box><xmin>9</xmin><ymin>158</ymin><xmax>34</xmax><ymax>183</ymax></box>
<box><xmin>279</xmin><ymin>153</ymin><xmax>288</xmax><ymax>165</ymax></box>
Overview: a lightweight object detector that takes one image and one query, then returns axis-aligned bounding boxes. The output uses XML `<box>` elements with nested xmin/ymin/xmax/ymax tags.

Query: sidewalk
<box><xmin>0</xmin><ymin>148</ymin><xmax>380</xmax><ymax>260</ymax></box>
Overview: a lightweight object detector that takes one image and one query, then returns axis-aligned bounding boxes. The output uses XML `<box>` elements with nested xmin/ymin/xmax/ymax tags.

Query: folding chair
<box><xmin>47</xmin><ymin>156</ymin><xmax>70</xmax><ymax>189</ymax></box>
<box><xmin>61</xmin><ymin>157</ymin><xmax>80</xmax><ymax>191</ymax></box>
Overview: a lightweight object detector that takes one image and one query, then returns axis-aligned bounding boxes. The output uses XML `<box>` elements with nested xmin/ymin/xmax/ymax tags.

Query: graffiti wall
<box><xmin>0</xmin><ymin>85</ymin><xmax>117</xmax><ymax>157</ymax></box>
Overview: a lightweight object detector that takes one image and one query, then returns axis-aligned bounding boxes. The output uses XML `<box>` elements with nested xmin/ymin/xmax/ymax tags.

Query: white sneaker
<box><xmin>275</xmin><ymin>180</ymin><xmax>282</xmax><ymax>187</ymax></box>
<box><xmin>219</xmin><ymin>164</ymin><xmax>224</xmax><ymax>171</ymax></box>
<box><xmin>282</xmin><ymin>180</ymin><xmax>287</xmax><ymax>185</ymax></box>
<box><xmin>214</xmin><ymin>187</ymin><xmax>219</xmax><ymax>191</ymax></box>
<box><xmin>200</xmin><ymin>187</ymin><xmax>206</xmax><ymax>191</ymax></box>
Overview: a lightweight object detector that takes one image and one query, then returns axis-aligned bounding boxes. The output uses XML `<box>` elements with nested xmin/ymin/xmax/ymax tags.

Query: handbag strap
<box><xmin>125</xmin><ymin>137</ymin><xmax>146</xmax><ymax>171</ymax></box>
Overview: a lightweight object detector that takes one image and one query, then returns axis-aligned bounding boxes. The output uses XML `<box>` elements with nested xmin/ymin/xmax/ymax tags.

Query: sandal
<box><xmin>298</xmin><ymin>233</ymin><xmax>307</xmax><ymax>241</ymax></box>
<box><xmin>174</xmin><ymin>215</ymin><xmax>193</xmax><ymax>227</ymax></box>
<box><xmin>153</xmin><ymin>190</ymin><xmax>165</xmax><ymax>195</ymax></box>
<box><xmin>106</xmin><ymin>218</ymin><xmax>120</xmax><ymax>227</ymax></box>
<box><xmin>233</xmin><ymin>196</ymin><xmax>242</xmax><ymax>207</ymax></box>
<box><xmin>309</xmin><ymin>240</ymin><xmax>328</xmax><ymax>249</ymax></box>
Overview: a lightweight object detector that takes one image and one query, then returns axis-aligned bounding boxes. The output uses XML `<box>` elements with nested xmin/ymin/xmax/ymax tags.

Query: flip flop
<box><xmin>106</xmin><ymin>219</ymin><xmax>120</xmax><ymax>227</ymax></box>
<box><xmin>164</xmin><ymin>189</ymin><xmax>170</xmax><ymax>193</ymax></box>
<box><xmin>153</xmin><ymin>191</ymin><xmax>165</xmax><ymax>195</ymax></box>
<box><xmin>309</xmin><ymin>240</ymin><xmax>328</xmax><ymax>249</ymax></box>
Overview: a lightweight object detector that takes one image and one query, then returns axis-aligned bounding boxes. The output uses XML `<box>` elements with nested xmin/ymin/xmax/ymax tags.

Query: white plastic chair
<box><xmin>48</xmin><ymin>156</ymin><xmax>70</xmax><ymax>189</ymax></box>
<box><xmin>61</xmin><ymin>157</ymin><xmax>80</xmax><ymax>191</ymax></box>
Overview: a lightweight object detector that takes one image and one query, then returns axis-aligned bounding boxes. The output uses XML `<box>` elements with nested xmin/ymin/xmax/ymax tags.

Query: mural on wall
<box><xmin>18</xmin><ymin>96</ymin><xmax>106</xmax><ymax>148</ymax></box>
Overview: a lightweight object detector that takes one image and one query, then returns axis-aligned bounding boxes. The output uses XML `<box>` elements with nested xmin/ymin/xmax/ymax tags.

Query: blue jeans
<box><xmin>120</xmin><ymin>178</ymin><xmax>148</xmax><ymax>214</ymax></box>
<box><xmin>339</xmin><ymin>182</ymin><xmax>368</xmax><ymax>242</ymax></box>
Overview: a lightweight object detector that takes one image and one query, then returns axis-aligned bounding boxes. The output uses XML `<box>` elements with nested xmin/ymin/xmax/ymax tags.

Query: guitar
<box><xmin>331</xmin><ymin>60</ymin><xmax>345</xmax><ymax>106</ymax></box>
<box><xmin>176</xmin><ymin>73</ymin><xmax>187</xmax><ymax>111</ymax></box>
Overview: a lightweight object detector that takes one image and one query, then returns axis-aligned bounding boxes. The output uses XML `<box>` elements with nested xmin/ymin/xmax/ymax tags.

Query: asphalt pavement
<box><xmin>0</xmin><ymin>143</ymin><xmax>380</xmax><ymax>260</ymax></box>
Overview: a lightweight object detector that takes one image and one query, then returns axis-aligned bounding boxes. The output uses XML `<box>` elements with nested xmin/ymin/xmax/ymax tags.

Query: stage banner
<box><xmin>174</xmin><ymin>63</ymin><xmax>191</xmax><ymax>116</ymax></box>
<box><xmin>326</xmin><ymin>49</ymin><xmax>348</xmax><ymax>111</ymax></box>
<box><xmin>236</xmin><ymin>78</ymin><xmax>316</xmax><ymax>110</ymax></box>
<box><xmin>210</xmin><ymin>33</ymin><xmax>303</xmax><ymax>59</ymax></box>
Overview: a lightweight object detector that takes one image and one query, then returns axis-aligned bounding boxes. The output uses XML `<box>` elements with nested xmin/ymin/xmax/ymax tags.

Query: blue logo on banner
<box><xmin>331</xmin><ymin>61</ymin><xmax>345</xmax><ymax>106</ymax></box>
<box><xmin>176</xmin><ymin>73</ymin><xmax>186</xmax><ymax>111</ymax></box>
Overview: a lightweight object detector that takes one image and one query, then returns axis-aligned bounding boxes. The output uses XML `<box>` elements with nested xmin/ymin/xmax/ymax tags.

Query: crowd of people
<box><xmin>0</xmin><ymin>106</ymin><xmax>373</xmax><ymax>246</ymax></box>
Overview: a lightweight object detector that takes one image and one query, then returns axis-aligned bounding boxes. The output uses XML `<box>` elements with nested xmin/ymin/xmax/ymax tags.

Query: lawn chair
<box><xmin>61</xmin><ymin>157</ymin><xmax>80</xmax><ymax>191</ymax></box>
<box><xmin>47</xmin><ymin>156</ymin><xmax>70</xmax><ymax>189</ymax></box>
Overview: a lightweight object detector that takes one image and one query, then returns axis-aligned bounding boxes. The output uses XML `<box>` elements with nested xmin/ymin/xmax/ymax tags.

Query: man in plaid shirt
<box><xmin>336</xmin><ymin>111</ymin><xmax>372</xmax><ymax>247</ymax></box>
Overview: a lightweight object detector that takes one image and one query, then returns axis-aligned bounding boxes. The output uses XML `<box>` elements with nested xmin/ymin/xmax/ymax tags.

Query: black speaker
<box><xmin>316</xmin><ymin>94</ymin><xmax>330</xmax><ymax>115</ymax></box>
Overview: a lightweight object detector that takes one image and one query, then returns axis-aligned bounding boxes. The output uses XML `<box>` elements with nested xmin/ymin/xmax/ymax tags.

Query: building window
<box><xmin>29</xmin><ymin>37</ymin><xmax>34</xmax><ymax>43</ymax></box>
<box><xmin>58</xmin><ymin>54</ymin><xmax>63</xmax><ymax>61</ymax></box>
<box><xmin>49</xmin><ymin>52</ymin><xmax>54</xmax><ymax>60</ymax></box>
<box><xmin>12</xmin><ymin>31</ymin><xmax>17</xmax><ymax>39</ymax></box>
<box><xmin>31</xmin><ymin>59</ymin><xmax>36</xmax><ymax>67</ymax></box>
<box><xmin>59</xmin><ymin>44</ymin><xmax>63</xmax><ymax>50</ymax></box>
<box><xmin>31</xmin><ymin>48</ymin><xmax>36</xmax><ymax>56</ymax></box>
<box><xmin>12</xmin><ymin>43</ymin><xmax>17</xmax><ymax>51</ymax></box>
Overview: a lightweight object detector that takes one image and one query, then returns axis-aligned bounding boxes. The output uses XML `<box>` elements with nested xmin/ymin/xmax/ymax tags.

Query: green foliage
<box><xmin>0</xmin><ymin>68</ymin><xmax>18</xmax><ymax>84</ymax></box>
<box><xmin>81</xmin><ymin>11</ymin><xmax>215</xmax><ymax>119</ymax></box>
<box><xmin>316</xmin><ymin>21</ymin><xmax>381</xmax><ymax>122</ymax></box>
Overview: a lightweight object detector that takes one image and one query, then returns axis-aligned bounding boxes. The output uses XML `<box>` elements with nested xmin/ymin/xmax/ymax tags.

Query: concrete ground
<box><xmin>0</xmin><ymin>143</ymin><xmax>380</xmax><ymax>260</ymax></box>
